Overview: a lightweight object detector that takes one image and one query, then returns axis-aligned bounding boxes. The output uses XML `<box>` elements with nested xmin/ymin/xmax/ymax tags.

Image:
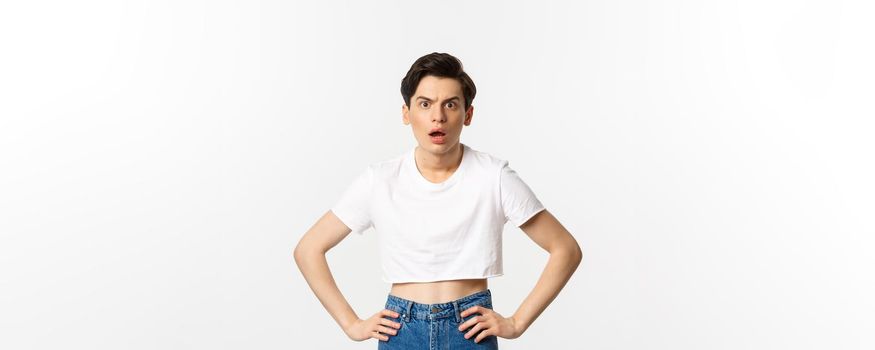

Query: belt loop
<box><xmin>452</xmin><ymin>301</ymin><xmax>460</xmax><ymax>323</ymax></box>
<box><xmin>405</xmin><ymin>300</ymin><xmax>413</xmax><ymax>322</ymax></box>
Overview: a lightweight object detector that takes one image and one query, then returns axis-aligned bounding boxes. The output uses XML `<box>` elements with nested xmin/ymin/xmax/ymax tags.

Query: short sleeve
<box><xmin>500</xmin><ymin>161</ymin><xmax>546</xmax><ymax>227</ymax></box>
<box><xmin>330</xmin><ymin>166</ymin><xmax>374</xmax><ymax>235</ymax></box>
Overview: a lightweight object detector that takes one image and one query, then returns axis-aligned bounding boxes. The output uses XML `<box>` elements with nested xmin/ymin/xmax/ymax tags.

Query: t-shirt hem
<box><xmin>382</xmin><ymin>273</ymin><xmax>504</xmax><ymax>284</ymax></box>
<box><xmin>330</xmin><ymin>208</ymin><xmax>367</xmax><ymax>234</ymax></box>
<box><xmin>515</xmin><ymin>206</ymin><xmax>546</xmax><ymax>227</ymax></box>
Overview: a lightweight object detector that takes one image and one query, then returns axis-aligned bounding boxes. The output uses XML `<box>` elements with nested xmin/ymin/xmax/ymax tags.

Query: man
<box><xmin>295</xmin><ymin>52</ymin><xmax>582</xmax><ymax>348</ymax></box>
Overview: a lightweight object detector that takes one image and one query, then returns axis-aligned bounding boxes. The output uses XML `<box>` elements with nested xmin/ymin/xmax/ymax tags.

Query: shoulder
<box><xmin>362</xmin><ymin>149</ymin><xmax>408</xmax><ymax>180</ymax></box>
<box><xmin>465</xmin><ymin>144</ymin><xmax>509</xmax><ymax>173</ymax></box>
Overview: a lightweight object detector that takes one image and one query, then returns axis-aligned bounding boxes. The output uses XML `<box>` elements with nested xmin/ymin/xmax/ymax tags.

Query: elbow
<box><xmin>565</xmin><ymin>241</ymin><xmax>583</xmax><ymax>268</ymax></box>
<box><xmin>293</xmin><ymin>241</ymin><xmax>312</xmax><ymax>267</ymax></box>
<box><xmin>293</xmin><ymin>244</ymin><xmax>304</xmax><ymax>266</ymax></box>
<box><xmin>568</xmin><ymin>243</ymin><xmax>583</xmax><ymax>267</ymax></box>
<box><xmin>293</xmin><ymin>240</ymin><xmax>326</xmax><ymax>267</ymax></box>
<box><xmin>549</xmin><ymin>242</ymin><xmax>582</xmax><ymax>266</ymax></box>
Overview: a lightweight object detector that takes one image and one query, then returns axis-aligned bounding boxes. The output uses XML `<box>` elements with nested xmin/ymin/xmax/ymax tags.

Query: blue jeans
<box><xmin>378</xmin><ymin>288</ymin><xmax>499</xmax><ymax>350</ymax></box>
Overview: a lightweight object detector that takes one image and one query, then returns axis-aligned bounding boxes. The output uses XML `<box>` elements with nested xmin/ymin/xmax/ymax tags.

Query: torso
<box><xmin>378</xmin><ymin>144</ymin><xmax>497</xmax><ymax>300</ymax></box>
<box><xmin>390</xmin><ymin>278</ymin><xmax>488</xmax><ymax>304</ymax></box>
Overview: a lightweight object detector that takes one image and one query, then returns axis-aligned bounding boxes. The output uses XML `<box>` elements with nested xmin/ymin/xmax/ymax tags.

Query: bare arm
<box><xmin>510</xmin><ymin>209</ymin><xmax>583</xmax><ymax>334</ymax></box>
<box><xmin>293</xmin><ymin>210</ymin><xmax>400</xmax><ymax>342</ymax></box>
<box><xmin>293</xmin><ymin>210</ymin><xmax>358</xmax><ymax>331</ymax></box>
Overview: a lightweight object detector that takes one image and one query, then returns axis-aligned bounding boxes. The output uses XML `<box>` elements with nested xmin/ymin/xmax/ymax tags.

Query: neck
<box><xmin>415</xmin><ymin>143</ymin><xmax>464</xmax><ymax>174</ymax></box>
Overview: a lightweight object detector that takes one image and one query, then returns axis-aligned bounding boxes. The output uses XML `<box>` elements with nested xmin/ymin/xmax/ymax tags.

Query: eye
<box><xmin>420</xmin><ymin>101</ymin><xmax>429</xmax><ymax>108</ymax></box>
<box><xmin>446</xmin><ymin>102</ymin><xmax>455</xmax><ymax>109</ymax></box>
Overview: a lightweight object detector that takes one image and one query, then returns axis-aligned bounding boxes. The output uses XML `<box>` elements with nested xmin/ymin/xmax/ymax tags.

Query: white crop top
<box><xmin>330</xmin><ymin>143</ymin><xmax>546</xmax><ymax>283</ymax></box>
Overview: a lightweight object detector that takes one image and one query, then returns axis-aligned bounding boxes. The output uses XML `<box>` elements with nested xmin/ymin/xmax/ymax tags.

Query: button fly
<box><xmin>431</xmin><ymin>307</ymin><xmax>440</xmax><ymax>313</ymax></box>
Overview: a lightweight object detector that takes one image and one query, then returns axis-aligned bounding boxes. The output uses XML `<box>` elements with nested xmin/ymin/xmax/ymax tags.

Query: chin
<box><xmin>424</xmin><ymin>139</ymin><xmax>455</xmax><ymax>148</ymax></box>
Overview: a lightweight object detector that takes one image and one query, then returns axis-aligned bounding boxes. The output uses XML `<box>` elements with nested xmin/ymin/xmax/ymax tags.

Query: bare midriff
<box><xmin>389</xmin><ymin>278</ymin><xmax>488</xmax><ymax>304</ymax></box>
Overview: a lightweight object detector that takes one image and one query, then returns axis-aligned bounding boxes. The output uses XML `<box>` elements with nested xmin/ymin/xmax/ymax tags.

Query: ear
<box><xmin>402</xmin><ymin>103</ymin><xmax>409</xmax><ymax>125</ymax></box>
<box><xmin>464</xmin><ymin>105</ymin><xmax>474</xmax><ymax>125</ymax></box>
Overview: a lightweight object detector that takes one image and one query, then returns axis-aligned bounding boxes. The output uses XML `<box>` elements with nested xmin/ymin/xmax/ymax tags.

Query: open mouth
<box><xmin>428</xmin><ymin>131</ymin><xmax>447</xmax><ymax>144</ymax></box>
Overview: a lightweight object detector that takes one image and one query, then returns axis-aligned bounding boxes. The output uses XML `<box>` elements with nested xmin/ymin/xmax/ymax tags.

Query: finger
<box><xmin>380</xmin><ymin>318</ymin><xmax>402</xmax><ymax>329</ymax></box>
<box><xmin>458</xmin><ymin>315</ymin><xmax>480</xmax><ymax>331</ymax></box>
<box><xmin>377</xmin><ymin>325</ymin><xmax>397</xmax><ymax>336</ymax></box>
<box><xmin>381</xmin><ymin>309</ymin><xmax>400</xmax><ymax>318</ymax></box>
<box><xmin>460</xmin><ymin>305</ymin><xmax>481</xmax><ymax>318</ymax></box>
<box><xmin>459</xmin><ymin>312</ymin><xmax>492</xmax><ymax>331</ymax></box>
<box><xmin>464</xmin><ymin>322</ymin><xmax>486</xmax><ymax>340</ymax></box>
<box><xmin>372</xmin><ymin>331</ymin><xmax>388</xmax><ymax>341</ymax></box>
<box><xmin>475</xmin><ymin>329</ymin><xmax>492</xmax><ymax>343</ymax></box>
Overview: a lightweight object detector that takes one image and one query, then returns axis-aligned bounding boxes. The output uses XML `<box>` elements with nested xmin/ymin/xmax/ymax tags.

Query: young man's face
<box><xmin>402</xmin><ymin>75</ymin><xmax>473</xmax><ymax>153</ymax></box>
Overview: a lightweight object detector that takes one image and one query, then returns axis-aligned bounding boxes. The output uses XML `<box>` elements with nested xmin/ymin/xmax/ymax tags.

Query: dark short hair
<box><xmin>400</xmin><ymin>52</ymin><xmax>477</xmax><ymax>110</ymax></box>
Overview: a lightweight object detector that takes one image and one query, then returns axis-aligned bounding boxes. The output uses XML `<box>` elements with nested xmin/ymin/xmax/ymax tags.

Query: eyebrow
<box><xmin>415</xmin><ymin>96</ymin><xmax>461</xmax><ymax>103</ymax></box>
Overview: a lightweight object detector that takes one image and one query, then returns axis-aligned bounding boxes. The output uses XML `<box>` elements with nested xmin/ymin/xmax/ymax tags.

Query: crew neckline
<box><xmin>407</xmin><ymin>143</ymin><xmax>469</xmax><ymax>190</ymax></box>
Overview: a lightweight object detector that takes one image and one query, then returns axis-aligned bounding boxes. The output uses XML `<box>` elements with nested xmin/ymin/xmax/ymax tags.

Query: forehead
<box><xmin>413</xmin><ymin>75</ymin><xmax>463</xmax><ymax>99</ymax></box>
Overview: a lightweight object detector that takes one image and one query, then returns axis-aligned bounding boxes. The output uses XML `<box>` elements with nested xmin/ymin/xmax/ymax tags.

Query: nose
<box><xmin>432</xmin><ymin>106</ymin><xmax>447</xmax><ymax>123</ymax></box>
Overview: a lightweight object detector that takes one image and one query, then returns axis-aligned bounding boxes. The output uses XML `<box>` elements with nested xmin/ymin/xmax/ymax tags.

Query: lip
<box><xmin>429</xmin><ymin>134</ymin><xmax>446</xmax><ymax>144</ymax></box>
<box><xmin>428</xmin><ymin>128</ymin><xmax>447</xmax><ymax>144</ymax></box>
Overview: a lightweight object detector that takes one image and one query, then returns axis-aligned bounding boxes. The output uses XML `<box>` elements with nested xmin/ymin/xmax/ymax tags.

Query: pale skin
<box><xmin>293</xmin><ymin>75</ymin><xmax>583</xmax><ymax>343</ymax></box>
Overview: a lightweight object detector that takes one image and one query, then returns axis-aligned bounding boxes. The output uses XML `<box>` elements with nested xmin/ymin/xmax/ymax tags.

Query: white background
<box><xmin>2</xmin><ymin>1</ymin><xmax>873</xmax><ymax>349</ymax></box>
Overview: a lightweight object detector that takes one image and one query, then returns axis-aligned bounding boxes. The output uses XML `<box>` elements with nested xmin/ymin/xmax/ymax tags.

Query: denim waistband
<box><xmin>384</xmin><ymin>288</ymin><xmax>492</xmax><ymax>323</ymax></box>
